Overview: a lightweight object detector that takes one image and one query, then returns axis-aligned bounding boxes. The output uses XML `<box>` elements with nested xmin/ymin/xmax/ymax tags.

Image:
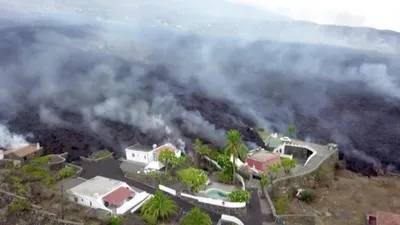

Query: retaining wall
<box><xmin>66</xmin><ymin>163</ymin><xmax>83</xmax><ymax>177</ymax></box>
<box><xmin>79</xmin><ymin>152</ymin><xmax>114</xmax><ymax>163</ymax></box>
<box><xmin>265</xmin><ymin>149</ymin><xmax>338</xmax><ymax>225</ymax></box>
<box><xmin>48</xmin><ymin>153</ymin><xmax>67</xmax><ymax>170</ymax></box>
<box><xmin>180</xmin><ymin>192</ymin><xmax>247</xmax><ymax>217</ymax></box>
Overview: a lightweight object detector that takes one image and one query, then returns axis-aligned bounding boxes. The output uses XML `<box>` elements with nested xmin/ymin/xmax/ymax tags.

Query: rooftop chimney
<box><xmin>36</xmin><ymin>143</ymin><xmax>40</xmax><ymax>150</ymax></box>
<box><xmin>153</xmin><ymin>144</ymin><xmax>157</xmax><ymax>149</ymax></box>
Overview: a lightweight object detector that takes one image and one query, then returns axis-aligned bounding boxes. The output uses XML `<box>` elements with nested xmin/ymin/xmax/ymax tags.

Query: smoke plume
<box><xmin>0</xmin><ymin>0</ymin><xmax>399</xmax><ymax>173</ymax></box>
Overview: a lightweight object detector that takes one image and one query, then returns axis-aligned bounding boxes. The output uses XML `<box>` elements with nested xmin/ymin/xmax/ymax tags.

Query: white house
<box><xmin>67</xmin><ymin>176</ymin><xmax>151</xmax><ymax>214</ymax></box>
<box><xmin>125</xmin><ymin>143</ymin><xmax>182</xmax><ymax>171</ymax></box>
<box><xmin>0</xmin><ymin>150</ymin><xmax>3</xmax><ymax>160</ymax></box>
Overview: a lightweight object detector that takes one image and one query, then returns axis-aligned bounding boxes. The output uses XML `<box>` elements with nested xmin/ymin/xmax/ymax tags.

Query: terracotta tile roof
<box><xmin>13</xmin><ymin>144</ymin><xmax>42</xmax><ymax>157</ymax></box>
<box><xmin>153</xmin><ymin>144</ymin><xmax>177</xmax><ymax>154</ymax></box>
<box><xmin>377</xmin><ymin>211</ymin><xmax>400</xmax><ymax>225</ymax></box>
<box><xmin>102</xmin><ymin>187</ymin><xmax>134</xmax><ymax>206</ymax></box>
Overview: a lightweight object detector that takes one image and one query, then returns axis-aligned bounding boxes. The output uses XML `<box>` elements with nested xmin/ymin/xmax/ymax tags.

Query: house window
<box><xmin>74</xmin><ymin>197</ymin><xmax>78</xmax><ymax>202</ymax></box>
<box><xmin>132</xmin><ymin>153</ymin><xmax>135</xmax><ymax>157</ymax></box>
<box><xmin>144</xmin><ymin>155</ymin><xmax>146</xmax><ymax>159</ymax></box>
<box><xmin>90</xmin><ymin>201</ymin><xmax>92</xmax><ymax>206</ymax></box>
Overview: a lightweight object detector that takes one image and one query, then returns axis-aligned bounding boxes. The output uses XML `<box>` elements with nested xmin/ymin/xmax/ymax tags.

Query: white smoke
<box><xmin>0</xmin><ymin>124</ymin><xmax>30</xmax><ymax>149</ymax></box>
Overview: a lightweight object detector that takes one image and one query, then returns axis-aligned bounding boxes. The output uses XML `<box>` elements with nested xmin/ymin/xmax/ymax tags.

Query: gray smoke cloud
<box><xmin>0</xmin><ymin>0</ymin><xmax>399</xmax><ymax>169</ymax></box>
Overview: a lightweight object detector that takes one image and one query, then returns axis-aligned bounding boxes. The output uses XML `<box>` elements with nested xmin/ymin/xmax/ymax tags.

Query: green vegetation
<box><xmin>193</xmin><ymin>139</ymin><xmax>211</xmax><ymax>167</ymax></box>
<box><xmin>228</xmin><ymin>189</ymin><xmax>251</xmax><ymax>203</ymax></box>
<box><xmin>178</xmin><ymin>167</ymin><xmax>208</xmax><ymax>193</ymax></box>
<box><xmin>281</xmin><ymin>158</ymin><xmax>296</xmax><ymax>174</ymax></box>
<box><xmin>223</xmin><ymin>129</ymin><xmax>248</xmax><ymax>181</ymax></box>
<box><xmin>158</xmin><ymin>149</ymin><xmax>186</xmax><ymax>174</ymax></box>
<box><xmin>287</xmin><ymin>125</ymin><xmax>296</xmax><ymax>137</ymax></box>
<box><xmin>268</xmin><ymin>163</ymin><xmax>281</xmax><ymax>180</ymax></box>
<box><xmin>7</xmin><ymin>198</ymin><xmax>31</xmax><ymax>214</ymax></box>
<box><xmin>299</xmin><ymin>189</ymin><xmax>316</xmax><ymax>203</ymax></box>
<box><xmin>182</xmin><ymin>207</ymin><xmax>212</xmax><ymax>225</ymax></box>
<box><xmin>31</xmin><ymin>156</ymin><xmax>51</xmax><ymax>165</ymax></box>
<box><xmin>274</xmin><ymin>193</ymin><xmax>289</xmax><ymax>215</ymax></box>
<box><xmin>260</xmin><ymin>173</ymin><xmax>269</xmax><ymax>189</ymax></box>
<box><xmin>94</xmin><ymin>150</ymin><xmax>112</xmax><ymax>159</ymax></box>
<box><xmin>140</xmin><ymin>190</ymin><xmax>178</xmax><ymax>225</ymax></box>
<box><xmin>108</xmin><ymin>215</ymin><xmax>122</xmax><ymax>225</ymax></box>
<box><xmin>56</xmin><ymin>167</ymin><xmax>75</xmax><ymax>180</ymax></box>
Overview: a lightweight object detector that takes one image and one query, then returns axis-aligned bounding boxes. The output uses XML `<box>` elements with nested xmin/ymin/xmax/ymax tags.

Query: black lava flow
<box><xmin>2</xmin><ymin>23</ymin><xmax>400</xmax><ymax>177</ymax></box>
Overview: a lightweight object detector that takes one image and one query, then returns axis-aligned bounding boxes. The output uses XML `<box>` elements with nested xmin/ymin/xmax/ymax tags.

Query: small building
<box><xmin>67</xmin><ymin>176</ymin><xmax>151</xmax><ymax>215</ymax></box>
<box><xmin>125</xmin><ymin>143</ymin><xmax>182</xmax><ymax>171</ymax></box>
<box><xmin>0</xmin><ymin>150</ymin><xmax>3</xmax><ymax>160</ymax></box>
<box><xmin>5</xmin><ymin>143</ymin><xmax>44</xmax><ymax>162</ymax></box>
<box><xmin>367</xmin><ymin>211</ymin><xmax>400</xmax><ymax>225</ymax></box>
<box><xmin>265</xmin><ymin>136</ymin><xmax>282</xmax><ymax>150</ymax></box>
<box><xmin>245</xmin><ymin>150</ymin><xmax>280</xmax><ymax>172</ymax></box>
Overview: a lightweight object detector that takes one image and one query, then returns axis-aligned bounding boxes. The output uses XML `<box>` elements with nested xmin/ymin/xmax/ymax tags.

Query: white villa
<box><xmin>67</xmin><ymin>176</ymin><xmax>151</xmax><ymax>214</ymax></box>
<box><xmin>125</xmin><ymin>143</ymin><xmax>182</xmax><ymax>171</ymax></box>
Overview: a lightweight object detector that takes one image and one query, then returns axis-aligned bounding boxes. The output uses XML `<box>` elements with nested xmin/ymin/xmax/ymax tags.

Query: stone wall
<box><xmin>79</xmin><ymin>152</ymin><xmax>114</xmax><ymax>162</ymax></box>
<box><xmin>181</xmin><ymin>195</ymin><xmax>247</xmax><ymax>217</ymax></box>
<box><xmin>270</xmin><ymin>150</ymin><xmax>338</xmax><ymax>199</ymax></box>
<box><xmin>262</xmin><ymin>149</ymin><xmax>338</xmax><ymax>225</ymax></box>
<box><xmin>48</xmin><ymin>154</ymin><xmax>67</xmax><ymax>170</ymax></box>
<box><xmin>284</xmin><ymin>145</ymin><xmax>310</xmax><ymax>160</ymax></box>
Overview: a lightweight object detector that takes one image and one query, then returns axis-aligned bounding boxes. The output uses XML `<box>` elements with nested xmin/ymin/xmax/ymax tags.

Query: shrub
<box><xmin>216</xmin><ymin>172</ymin><xmax>233</xmax><ymax>184</ymax></box>
<box><xmin>258</xmin><ymin>128</ymin><xmax>265</xmax><ymax>132</ymax></box>
<box><xmin>108</xmin><ymin>215</ymin><xmax>122</xmax><ymax>225</ymax></box>
<box><xmin>7</xmin><ymin>198</ymin><xmax>31</xmax><ymax>214</ymax></box>
<box><xmin>299</xmin><ymin>189</ymin><xmax>315</xmax><ymax>203</ymax></box>
<box><xmin>56</xmin><ymin>167</ymin><xmax>75</xmax><ymax>180</ymax></box>
<box><xmin>31</xmin><ymin>156</ymin><xmax>51</xmax><ymax>165</ymax></box>
<box><xmin>274</xmin><ymin>193</ymin><xmax>288</xmax><ymax>215</ymax></box>
<box><xmin>94</xmin><ymin>150</ymin><xmax>112</xmax><ymax>159</ymax></box>
<box><xmin>228</xmin><ymin>189</ymin><xmax>251</xmax><ymax>202</ymax></box>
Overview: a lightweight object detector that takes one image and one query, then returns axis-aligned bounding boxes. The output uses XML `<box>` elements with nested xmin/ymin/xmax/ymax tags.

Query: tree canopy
<box><xmin>158</xmin><ymin>149</ymin><xmax>185</xmax><ymax>174</ymax></box>
<box><xmin>178</xmin><ymin>167</ymin><xmax>208</xmax><ymax>192</ymax></box>
<box><xmin>140</xmin><ymin>189</ymin><xmax>178</xmax><ymax>224</ymax></box>
<box><xmin>182</xmin><ymin>207</ymin><xmax>212</xmax><ymax>225</ymax></box>
<box><xmin>223</xmin><ymin>129</ymin><xmax>248</xmax><ymax>180</ymax></box>
<box><xmin>281</xmin><ymin>158</ymin><xmax>296</xmax><ymax>174</ymax></box>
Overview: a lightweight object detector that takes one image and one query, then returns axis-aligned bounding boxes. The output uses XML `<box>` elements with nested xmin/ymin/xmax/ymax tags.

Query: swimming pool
<box><xmin>205</xmin><ymin>188</ymin><xmax>230</xmax><ymax>200</ymax></box>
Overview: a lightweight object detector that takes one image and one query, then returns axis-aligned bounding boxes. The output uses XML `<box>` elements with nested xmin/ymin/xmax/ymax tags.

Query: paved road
<box><xmin>77</xmin><ymin>159</ymin><xmax>221</xmax><ymax>222</ymax></box>
<box><xmin>78</xmin><ymin>158</ymin><xmax>271</xmax><ymax>225</ymax></box>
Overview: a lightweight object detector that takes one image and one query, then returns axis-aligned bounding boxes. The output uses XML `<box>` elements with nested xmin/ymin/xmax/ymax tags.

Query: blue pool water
<box><xmin>205</xmin><ymin>189</ymin><xmax>229</xmax><ymax>200</ymax></box>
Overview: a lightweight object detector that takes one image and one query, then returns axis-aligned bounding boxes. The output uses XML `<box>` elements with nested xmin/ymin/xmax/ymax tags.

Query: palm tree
<box><xmin>140</xmin><ymin>190</ymin><xmax>178</xmax><ymax>223</ymax></box>
<box><xmin>223</xmin><ymin>129</ymin><xmax>248</xmax><ymax>180</ymax></box>
<box><xmin>182</xmin><ymin>207</ymin><xmax>212</xmax><ymax>225</ymax></box>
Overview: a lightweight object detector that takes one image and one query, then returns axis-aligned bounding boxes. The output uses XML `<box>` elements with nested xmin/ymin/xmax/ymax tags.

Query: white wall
<box><xmin>159</xmin><ymin>185</ymin><xmax>176</xmax><ymax>196</ymax></box>
<box><xmin>69</xmin><ymin>193</ymin><xmax>108</xmax><ymax>212</ymax></box>
<box><xmin>125</xmin><ymin>149</ymin><xmax>150</xmax><ymax>164</ymax></box>
<box><xmin>0</xmin><ymin>150</ymin><xmax>3</xmax><ymax>160</ymax></box>
<box><xmin>220</xmin><ymin>214</ymin><xmax>244</xmax><ymax>225</ymax></box>
<box><xmin>180</xmin><ymin>193</ymin><xmax>246</xmax><ymax>208</ymax></box>
<box><xmin>116</xmin><ymin>192</ymin><xmax>150</xmax><ymax>214</ymax></box>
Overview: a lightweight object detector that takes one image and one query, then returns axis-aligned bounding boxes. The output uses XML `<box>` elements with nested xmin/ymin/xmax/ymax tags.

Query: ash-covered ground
<box><xmin>1</xmin><ymin>1</ymin><xmax>400</xmax><ymax>175</ymax></box>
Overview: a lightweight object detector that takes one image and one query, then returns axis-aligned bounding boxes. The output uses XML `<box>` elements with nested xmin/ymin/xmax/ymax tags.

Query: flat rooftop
<box><xmin>126</xmin><ymin>143</ymin><xmax>153</xmax><ymax>152</ymax></box>
<box><xmin>249</xmin><ymin>151</ymin><xmax>277</xmax><ymax>161</ymax></box>
<box><xmin>68</xmin><ymin>176</ymin><xmax>126</xmax><ymax>197</ymax></box>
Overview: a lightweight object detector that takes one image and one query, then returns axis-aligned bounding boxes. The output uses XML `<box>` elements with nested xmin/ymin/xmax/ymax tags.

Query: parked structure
<box><xmin>367</xmin><ymin>211</ymin><xmax>400</xmax><ymax>225</ymax></box>
<box><xmin>125</xmin><ymin>143</ymin><xmax>181</xmax><ymax>171</ymax></box>
<box><xmin>245</xmin><ymin>150</ymin><xmax>280</xmax><ymax>172</ymax></box>
<box><xmin>67</xmin><ymin>176</ymin><xmax>151</xmax><ymax>214</ymax></box>
<box><xmin>4</xmin><ymin>143</ymin><xmax>44</xmax><ymax>163</ymax></box>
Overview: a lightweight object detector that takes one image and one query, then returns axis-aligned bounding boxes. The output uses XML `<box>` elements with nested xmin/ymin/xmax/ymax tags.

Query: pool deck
<box><xmin>197</xmin><ymin>181</ymin><xmax>238</xmax><ymax>198</ymax></box>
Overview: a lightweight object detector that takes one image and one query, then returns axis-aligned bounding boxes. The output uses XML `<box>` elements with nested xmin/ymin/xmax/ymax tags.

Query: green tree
<box><xmin>178</xmin><ymin>167</ymin><xmax>208</xmax><ymax>192</ymax></box>
<box><xmin>228</xmin><ymin>189</ymin><xmax>251</xmax><ymax>203</ymax></box>
<box><xmin>287</xmin><ymin>125</ymin><xmax>296</xmax><ymax>137</ymax></box>
<box><xmin>158</xmin><ymin>149</ymin><xmax>185</xmax><ymax>174</ymax></box>
<box><xmin>281</xmin><ymin>158</ymin><xmax>296</xmax><ymax>174</ymax></box>
<box><xmin>56</xmin><ymin>167</ymin><xmax>75</xmax><ymax>180</ymax></box>
<box><xmin>223</xmin><ymin>129</ymin><xmax>248</xmax><ymax>181</ymax></box>
<box><xmin>268</xmin><ymin>163</ymin><xmax>281</xmax><ymax>180</ymax></box>
<box><xmin>141</xmin><ymin>190</ymin><xmax>178</xmax><ymax>223</ymax></box>
<box><xmin>182</xmin><ymin>207</ymin><xmax>212</xmax><ymax>225</ymax></box>
<box><xmin>260</xmin><ymin>173</ymin><xmax>269</xmax><ymax>189</ymax></box>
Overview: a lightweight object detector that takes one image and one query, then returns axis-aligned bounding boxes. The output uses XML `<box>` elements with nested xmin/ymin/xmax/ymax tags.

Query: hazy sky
<box><xmin>231</xmin><ymin>0</ymin><xmax>398</xmax><ymax>31</ymax></box>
